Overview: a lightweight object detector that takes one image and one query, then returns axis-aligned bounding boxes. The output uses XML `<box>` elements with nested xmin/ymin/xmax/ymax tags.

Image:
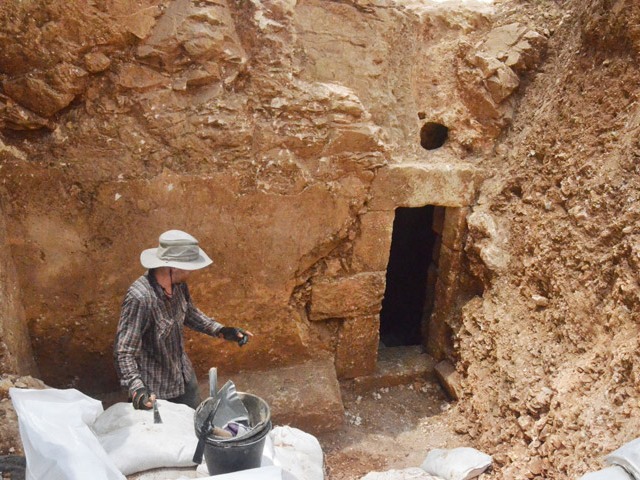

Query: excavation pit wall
<box><xmin>0</xmin><ymin>155</ymin><xmax>483</xmax><ymax>392</ymax></box>
<box><xmin>0</xmin><ymin>0</ymin><xmax>508</xmax><ymax>394</ymax></box>
<box><xmin>5</xmin><ymin>1</ymin><xmax>640</xmax><ymax>478</ymax></box>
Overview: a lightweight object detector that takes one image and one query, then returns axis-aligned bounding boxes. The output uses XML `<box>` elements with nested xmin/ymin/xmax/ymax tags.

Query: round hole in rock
<box><xmin>420</xmin><ymin>122</ymin><xmax>449</xmax><ymax>150</ymax></box>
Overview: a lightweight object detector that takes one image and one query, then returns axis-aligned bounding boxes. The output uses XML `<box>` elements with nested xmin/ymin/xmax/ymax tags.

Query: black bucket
<box><xmin>201</xmin><ymin>392</ymin><xmax>272</xmax><ymax>475</ymax></box>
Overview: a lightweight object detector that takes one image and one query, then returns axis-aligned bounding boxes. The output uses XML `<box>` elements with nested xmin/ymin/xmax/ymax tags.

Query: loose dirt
<box><xmin>319</xmin><ymin>380</ymin><xmax>465</xmax><ymax>479</ymax></box>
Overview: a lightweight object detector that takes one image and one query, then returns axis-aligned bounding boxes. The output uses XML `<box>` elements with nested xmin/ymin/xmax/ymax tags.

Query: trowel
<box><xmin>153</xmin><ymin>399</ymin><xmax>163</xmax><ymax>424</ymax></box>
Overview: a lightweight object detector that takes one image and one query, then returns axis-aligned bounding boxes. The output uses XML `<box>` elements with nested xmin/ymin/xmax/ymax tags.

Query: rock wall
<box><xmin>454</xmin><ymin>0</ymin><xmax>640</xmax><ymax>478</ymax></box>
<box><xmin>0</xmin><ymin>186</ymin><xmax>38</xmax><ymax>377</ymax></box>
<box><xmin>1</xmin><ymin>0</ymin><xmax>528</xmax><ymax>393</ymax></box>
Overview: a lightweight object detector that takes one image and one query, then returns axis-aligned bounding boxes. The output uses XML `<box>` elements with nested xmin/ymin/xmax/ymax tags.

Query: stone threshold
<box><xmin>219</xmin><ymin>346</ymin><xmax>439</xmax><ymax>435</ymax></box>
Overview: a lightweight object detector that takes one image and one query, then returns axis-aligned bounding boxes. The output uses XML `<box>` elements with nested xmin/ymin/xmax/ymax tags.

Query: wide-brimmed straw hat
<box><xmin>140</xmin><ymin>230</ymin><xmax>213</xmax><ymax>270</ymax></box>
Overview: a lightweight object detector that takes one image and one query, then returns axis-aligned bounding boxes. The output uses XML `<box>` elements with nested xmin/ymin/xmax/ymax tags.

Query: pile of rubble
<box><xmin>0</xmin><ymin>374</ymin><xmax>46</xmax><ymax>456</ymax></box>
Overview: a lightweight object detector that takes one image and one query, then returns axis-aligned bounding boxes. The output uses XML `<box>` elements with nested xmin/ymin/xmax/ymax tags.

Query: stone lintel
<box><xmin>309</xmin><ymin>272</ymin><xmax>386</xmax><ymax>321</ymax></box>
<box><xmin>369</xmin><ymin>163</ymin><xmax>484</xmax><ymax>210</ymax></box>
<box><xmin>226</xmin><ymin>357</ymin><xmax>344</xmax><ymax>434</ymax></box>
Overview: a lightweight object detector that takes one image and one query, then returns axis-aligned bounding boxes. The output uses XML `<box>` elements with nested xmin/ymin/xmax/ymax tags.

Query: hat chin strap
<box><xmin>156</xmin><ymin>268</ymin><xmax>174</xmax><ymax>298</ymax></box>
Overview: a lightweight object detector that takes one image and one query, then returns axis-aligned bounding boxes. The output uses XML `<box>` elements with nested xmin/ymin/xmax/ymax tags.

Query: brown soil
<box><xmin>319</xmin><ymin>380</ymin><xmax>463</xmax><ymax>479</ymax></box>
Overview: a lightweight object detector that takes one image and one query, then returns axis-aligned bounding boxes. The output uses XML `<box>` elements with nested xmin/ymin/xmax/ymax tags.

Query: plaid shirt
<box><xmin>114</xmin><ymin>272</ymin><xmax>223</xmax><ymax>398</ymax></box>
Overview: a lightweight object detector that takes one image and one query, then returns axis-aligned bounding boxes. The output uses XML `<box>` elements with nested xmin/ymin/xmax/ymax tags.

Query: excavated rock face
<box><xmin>1</xmin><ymin>0</ymin><xmax>540</xmax><ymax>393</ymax></box>
<box><xmin>4</xmin><ymin>0</ymin><xmax>638</xmax><ymax>478</ymax></box>
<box><xmin>455</xmin><ymin>0</ymin><xmax>640</xmax><ymax>478</ymax></box>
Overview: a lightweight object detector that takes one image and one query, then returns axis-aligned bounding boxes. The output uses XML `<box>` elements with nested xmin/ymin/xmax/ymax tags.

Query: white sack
<box><xmin>420</xmin><ymin>447</ymin><xmax>492</xmax><ymax>480</ymax></box>
<box><xmin>200</xmin><ymin>465</ymin><xmax>292</xmax><ymax>479</ymax></box>
<box><xmin>606</xmin><ymin>438</ymin><xmax>640</xmax><ymax>479</ymax></box>
<box><xmin>269</xmin><ymin>426</ymin><xmax>324</xmax><ymax>480</ymax></box>
<box><xmin>135</xmin><ymin>465</ymin><xmax>291</xmax><ymax>480</ymax></box>
<box><xmin>93</xmin><ymin>400</ymin><xmax>198</xmax><ymax>475</ymax></box>
<box><xmin>579</xmin><ymin>466</ymin><xmax>632</xmax><ymax>480</ymax></box>
<box><xmin>360</xmin><ymin>467</ymin><xmax>443</xmax><ymax>479</ymax></box>
<box><xmin>9</xmin><ymin>388</ymin><xmax>124</xmax><ymax>480</ymax></box>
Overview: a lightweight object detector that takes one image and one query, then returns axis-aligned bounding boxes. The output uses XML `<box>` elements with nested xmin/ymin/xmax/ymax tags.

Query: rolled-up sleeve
<box><xmin>114</xmin><ymin>291</ymin><xmax>147</xmax><ymax>392</ymax></box>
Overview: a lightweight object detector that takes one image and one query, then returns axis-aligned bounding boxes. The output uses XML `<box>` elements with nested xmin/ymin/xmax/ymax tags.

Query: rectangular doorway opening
<box><xmin>379</xmin><ymin>205</ymin><xmax>437</xmax><ymax>348</ymax></box>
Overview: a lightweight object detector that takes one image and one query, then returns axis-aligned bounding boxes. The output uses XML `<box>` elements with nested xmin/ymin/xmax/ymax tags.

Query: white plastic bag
<box><xmin>134</xmin><ymin>465</ymin><xmax>291</xmax><ymax>479</ymax></box>
<box><xmin>92</xmin><ymin>400</ymin><xmax>198</xmax><ymax>475</ymax></box>
<box><xmin>360</xmin><ymin>467</ymin><xmax>443</xmax><ymax>479</ymax></box>
<box><xmin>198</xmin><ymin>465</ymin><xmax>292</xmax><ymax>479</ymax></box>
<box><xmin>420</xmin><ymin>447</ymin><xmax>492</xmax><ymax>480</ymax></box>
<box><xmin>9</xmin><ymin>388</ymin><xmax>124</xmax><ymax>480</ymax></box>
<box><xmin>579</xmin><ymin>466</ymin><xmax>632</xmax><ymax>480</ymax></box>
<box><xmin>606</xmin><ymin>437</ymin><xmax>640</xmax><ymax>478</ymax></box>
<box><xmin>270</xmin><ymin>426</ymin><xmax>324</xmax><ymax>480</ymax></box>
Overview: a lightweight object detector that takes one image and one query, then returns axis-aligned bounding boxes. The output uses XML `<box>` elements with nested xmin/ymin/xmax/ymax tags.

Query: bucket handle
<box><xmin>192</xmin><ymin>397</ymin><xmax>221</xmax><ymax>465</ymax></box>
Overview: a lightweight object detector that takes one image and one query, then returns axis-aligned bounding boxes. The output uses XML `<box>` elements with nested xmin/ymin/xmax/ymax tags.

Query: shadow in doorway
<box><xmin>380</xmin><ymin>206</ymin><xmax>436</xmax><ymax>347</ymax></box>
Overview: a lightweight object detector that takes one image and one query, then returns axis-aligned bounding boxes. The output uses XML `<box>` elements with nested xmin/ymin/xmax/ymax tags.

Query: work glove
<box><xmin>130</xmin><ymin>386</ymin><xmax>154</xmax><ymax>410</ymax></box>
<box><xmin>218</xmin><ymin>326</ymin><xmax>250</xmax><ymax>346</ymax></box>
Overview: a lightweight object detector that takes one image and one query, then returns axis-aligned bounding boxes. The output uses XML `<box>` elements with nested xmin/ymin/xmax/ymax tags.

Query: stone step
<box><xmin>350</xmin><ymin>345</ymin><xmax>437</xmax><ymax>394</ymax></box>
<box><xmin>208</xmin><ymin>356</ymin><xmax>344</xmax><ymax>436</ymax></box>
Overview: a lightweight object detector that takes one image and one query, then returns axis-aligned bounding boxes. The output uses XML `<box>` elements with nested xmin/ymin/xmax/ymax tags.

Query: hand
<box><xmin>131</xmin><ymin>386</ymin><xmax>156</xmax><ymax>410</ymax></box>
<box><xmin>218</xmin><ymin>326</ymin><xmax>253</xmax><ymax>346</ymax></box>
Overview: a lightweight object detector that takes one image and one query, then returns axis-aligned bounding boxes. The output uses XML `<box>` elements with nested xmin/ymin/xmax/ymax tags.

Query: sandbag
<box><xmin>92</xmin><ymin>400</ymin><xmax>197</xmax><ymax>475</ymax></box>
<box><xmin>9</xmin><ymin>388</ymin><xmax>124</xmax><ymax>480</ymax></box>
<box><xmin>199</xmin><ymin>465</ymin><xmax>294</xmax><ymax>480</ymax></box>
<box><xmin>269</xmin><ymin>426</ymin><xmax>324</xmax><ymax>480</ymax></box>
<box><xmin>606</xmin><ymin>438</ymin><xmax>640</xmax><ymax>479</ymax></box>
<box><xmin>360</xmin><ymin>467</ymin><xmax>443</xmax><ymax>479</ymax></box>
<box><xmin>578</xmin><ymin>465</ymin><xmax>632</xmax><ymax>480</ymax></box>
<box><xmin>420</xmin><ymin>447</ymin><xmax>492</xmax><ymax>480</ymax></box>
<box><xmin>139</xmin><ymin>465</ymin><xmax>290</xmax><ymax>480</ymax></box>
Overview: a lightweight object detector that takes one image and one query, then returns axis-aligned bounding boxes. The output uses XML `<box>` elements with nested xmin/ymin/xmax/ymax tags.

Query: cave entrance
<box><xmin>379</xmin><ymin>205</ymin><xmax>437</xmax><ymax>347</ymax></box>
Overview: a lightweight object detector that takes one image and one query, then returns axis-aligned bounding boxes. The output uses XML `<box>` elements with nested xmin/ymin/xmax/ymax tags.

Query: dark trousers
<box><xmin>167</xmin><ymin>370</ymin><xmax>202</xmax><ymax>409</ymax></box>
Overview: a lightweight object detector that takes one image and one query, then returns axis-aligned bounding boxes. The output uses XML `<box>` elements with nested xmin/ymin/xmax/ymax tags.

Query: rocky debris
<box><xmin>452</xmin><ymin>0</ymin><xmax>640</xmax><ymax>478</ymax></box>
<box><xmin>0</xmin><ymin>375</ymin><xmax>46</xmax><ymax>399</ymax></box>
<box><xmin>0</xmin><ymin>94</ymin><xmax>54</xmax><ymax>131</ymax></box>
<box><xmin>465</xmin><ymin>211</ymin><xmax>510</xmax><ymax>284</ymax></box>
<box><xmin>456</xmin><ymin>21</ymin><xmax>549</xmax><ymax>141</ymax></box>
<box><xmin>0</xmin><ymin>375</ymin><xmax>47</xmax><ymax>456</ymax></box>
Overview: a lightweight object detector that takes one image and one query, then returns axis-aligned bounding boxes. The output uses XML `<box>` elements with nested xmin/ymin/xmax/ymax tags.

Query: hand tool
<box><xmin>153</xmin><ymin>399</ymin><xmax>162</xmax><ymax>424</ymax></box>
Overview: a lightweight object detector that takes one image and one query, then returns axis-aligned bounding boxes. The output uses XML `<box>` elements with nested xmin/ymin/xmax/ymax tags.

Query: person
<box><xmin>114</xmin><ymin>229</ymin><xmax>252</xmax><ymax>410</ymax></box>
